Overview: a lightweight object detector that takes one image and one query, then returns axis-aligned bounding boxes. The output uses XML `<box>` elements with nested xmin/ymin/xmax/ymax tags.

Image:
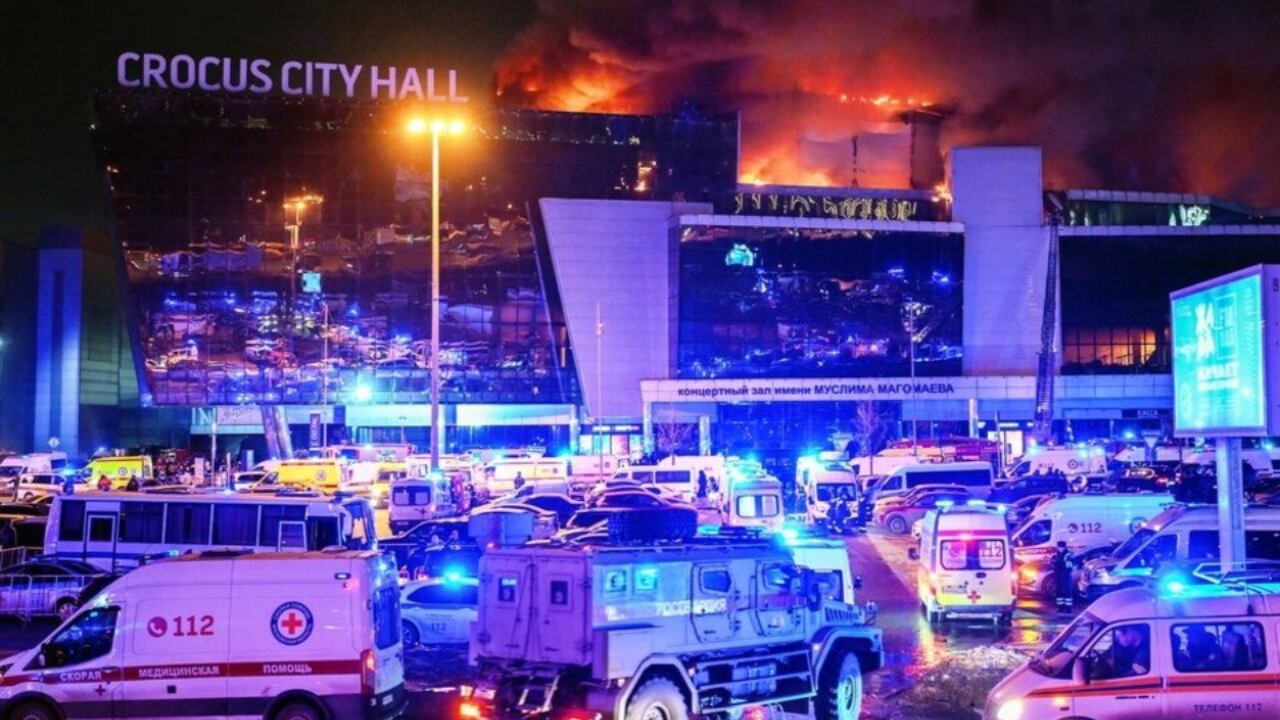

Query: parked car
<box><xmin>0</xmin><ymin>558</ymin><xmax>106</xmax><ymax>619</ymax></box>
<box><xmin>988</xmin><ymin>474</ymin><xmax>1069</xmax><ymax>504</ymax></box>
<box><xmin>490</xmin><ymin>491</ymin><xmax>581</xmax><ymax>525</ymax></box>
<box><xmin>876</xmin><ymin>488</ymin><xmax>975</xmax><ymax>534</ymax></box>
<box><xmin>400</xmin><ymin>576</ymin><xmax>478</xmax><ymax>646</ymax></box>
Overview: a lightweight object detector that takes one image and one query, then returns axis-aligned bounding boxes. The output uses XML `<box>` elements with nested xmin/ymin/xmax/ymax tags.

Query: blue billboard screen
<box><xmin>1171</xmin><ymin>272</ymin><xmax>1267</xmax><ymax>434</ymax></box>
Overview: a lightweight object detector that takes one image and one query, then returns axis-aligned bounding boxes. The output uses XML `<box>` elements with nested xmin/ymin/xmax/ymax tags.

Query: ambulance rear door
<box><xmin>122</xmin><ymin>572</ymin><xmax>231</xmax><ymax>716</ymax></box>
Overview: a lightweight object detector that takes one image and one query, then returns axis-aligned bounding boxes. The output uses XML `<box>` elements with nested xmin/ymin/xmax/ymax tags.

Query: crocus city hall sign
<box><xmin>116</xmin><ymin>52</ymin><xmax>469</xmax><ymax>102</ymax></box>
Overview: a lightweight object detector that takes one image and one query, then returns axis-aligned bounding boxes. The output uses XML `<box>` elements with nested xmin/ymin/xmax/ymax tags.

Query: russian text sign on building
<box><xmin>1170</xmin><ymin>264</ymin><xmax>1280</xmax><ymax>436</ymax></box>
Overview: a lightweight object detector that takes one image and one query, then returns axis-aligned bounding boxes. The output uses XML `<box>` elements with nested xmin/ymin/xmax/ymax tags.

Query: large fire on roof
<box><xmin>495</xmin><ymin>0</ymin><xmax>1280</xmax><ymax>204</ymax></box>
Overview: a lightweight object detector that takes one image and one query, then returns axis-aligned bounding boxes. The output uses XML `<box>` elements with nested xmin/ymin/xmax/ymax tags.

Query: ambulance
<box><xmin>910</xmin><ymin>502</ymin><xmax>1015</xmax><ymax>625</ymax></box>
<box><xmin>0</xmin><ymin>550</ymin><xmax>406</xmax><ymax>720</ymax></box>
<box><xmin>275</xmin><ymin>459</ymin><xmax>348</xmax><ymax>494</ymax></box>
<box><xmin>388</xmin><ymin>474</ymin><xmax>457</xmax><ymax>534</ymax></box>
<box><xmin>985</xmin><ymin>579</ymin><xmax>1280</xmax><ymax>720</ymax></box>
<box><xmin>86</xmin><ymin>455</ymin><xmax>154</xmax><ymax>488</ymax></box>
<box><xmin>1010</xmin><ymin>493</ymin><xmax>1174</xmax><ymax>596</ymax></box>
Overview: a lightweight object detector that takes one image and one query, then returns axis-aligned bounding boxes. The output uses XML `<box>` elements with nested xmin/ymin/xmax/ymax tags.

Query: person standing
<box><xmin>96</xmin><ymin>474</ymin><xmax>112</xmax><ymax>492</ymax></box>
<box><xmin>1053</xmin><ymin>540</ymin><xmax>1075</xmax><ymax>613</ymax></box>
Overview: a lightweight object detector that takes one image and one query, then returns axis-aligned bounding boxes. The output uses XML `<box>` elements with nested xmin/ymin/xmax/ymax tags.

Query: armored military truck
<box><xmin>462</xmin><ymin>510</ymin><xmax>882</xmax><ymax>720</ymax></box>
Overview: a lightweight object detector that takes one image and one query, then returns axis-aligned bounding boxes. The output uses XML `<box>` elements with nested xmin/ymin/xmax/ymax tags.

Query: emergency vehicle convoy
<box><xmin>985</xmin><ymin>578</ymin><xmax>1280</xmax><ymax>720</ymax></box>
<box><xmin>462</xmin><ymin>510</ymin><xmax>883</xmax><ymax>720</ymax></box>
<box><xmin>0</xmin><ymin>550</ymin><xmax>406</xmax><ymax>720</ymax></box>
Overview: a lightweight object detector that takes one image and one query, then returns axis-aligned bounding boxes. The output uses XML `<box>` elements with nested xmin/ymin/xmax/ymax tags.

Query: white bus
<box><xmin>44</xmin><ymin>490</ymin><xmax>376</xmax><ymax>572</ymax></box>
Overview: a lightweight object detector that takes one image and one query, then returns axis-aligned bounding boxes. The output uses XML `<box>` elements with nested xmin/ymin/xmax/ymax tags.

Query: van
<box><xmin>795</xmin><ymin>452</ymin><xmax>855</xmax><ymax>490</ymax></box>
<box><xmin>0</xmin><ymin>454</ymin><xmax>70</xmax><ymax>487</ymax></box>
<box><xmin>388</xmin><ymin>475</ymin><xmax>457</xmax><ymax>534</ymax></box>
<box><xmin>1010</xmin><ymin>493</ymin><xmax>1174</xmax><ymax>595</ymax></box>
<box><xmin>86</xmin><ymin>456</ymin><xmax>154</xmax><ymax>488</ymax></box>
<box><xmin>910</xmin><ymin>503</ymin><xmax>1015</xmax><ymax>625</ymax></box>
<box><xmin>724</xmin><ymin>475</ymin><xmax>785</xmax><ymax>530</ymax></box>
<box><xmin>1178</xmin><ymin>449</ymin><xmax>1275</xmax><ymax>478</ymax></box>
<box><xmin>481</xmin><ymin>458</ymin><xmax>569</xmax><ymax>497</ymax></box>
<box><xmin>0</xmin><ymin>550</ymin><xmax>406</xmax><ymax>720</ymax></box>
<box><xmin>1077</xmin><ymin>504</ymin><xmax>1280</xmax><ymax>600</ymax></box>
<box><xmin>805</xmin><ymin>477</ymin><xmax>861</xmax><ymax>525</ymax></box>
<box><xmin>866</xmin><ymin>461</ymin><xmax>995</xmax><ymax>506</ymax></box>
<box><xmin>275</xmin><ymin>459</ymin><xmax>347</xmax><ymax>494</ymax></box>
<box><xmin>1007</xmin><ymin>447</ymin><xmax>1106</xmax><ymax>478</ymax></box>
<box><xmin>610</xmin><ymin>455</ymin><xmax>726</xmax><ymax>502</ymax></box>
<box><xmin>984</xmin><ymin>581</ymin><xmax>1280</xmax><ymax>720</ymax></box>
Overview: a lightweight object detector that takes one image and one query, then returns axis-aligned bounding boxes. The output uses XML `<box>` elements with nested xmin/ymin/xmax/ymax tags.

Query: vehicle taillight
<box><xmin>360</xmin><ymin>649</ymin><xmax>376</xmax><ymax>695</ymax></box>
<box><xmin>458</xmin><ymin>701</ymin><xmax>482</xmax><ymax>718</ymax></box>
<box><xmin>928</xmin><ymin>572</ymin><xmax>938</xmax><ymax>596</ymax></box>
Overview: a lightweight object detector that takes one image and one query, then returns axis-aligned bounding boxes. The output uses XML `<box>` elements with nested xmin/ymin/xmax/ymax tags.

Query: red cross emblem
<box><xmin>271</xmin><ymin>602</ymin><xmax>314</xmax><ymax>645</ymax></box>
<box><xmin>967</xmin><ymin>590</ymin><xmax>982</xmax><ymax>604</ymax></box>
<box><xmin>279</xmin><ymin>612</ymin><xmax>305</xmax><ymax>636</ymax></box>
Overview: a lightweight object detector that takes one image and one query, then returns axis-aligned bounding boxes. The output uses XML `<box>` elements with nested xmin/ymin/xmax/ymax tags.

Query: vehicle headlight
<box><xmin>995</xmin><ymin>698</ymin><xmax>1023</xmax><ymax>720</ymax></box>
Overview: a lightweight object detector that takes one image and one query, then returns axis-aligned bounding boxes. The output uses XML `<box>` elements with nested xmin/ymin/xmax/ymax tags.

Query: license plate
<box><xmin>475</xmin><ymin>687</ymin><xmax>497</xmax><ymax>700</ymax></box>
<box><xmin>382</xmin><ymin>694</ymin><xmax>393</xmax><ymax>706</ymax></box>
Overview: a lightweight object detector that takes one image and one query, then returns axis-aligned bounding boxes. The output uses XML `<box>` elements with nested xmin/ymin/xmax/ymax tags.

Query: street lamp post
<box><xmin>407</xmin><ymin>117</ymin><xmax>464</xmax><ymax>471</ymax></box>
<box><xmin>284</xmin><ymin>194</ymin><xmax>322</xmax><ymax>445</ymax></box>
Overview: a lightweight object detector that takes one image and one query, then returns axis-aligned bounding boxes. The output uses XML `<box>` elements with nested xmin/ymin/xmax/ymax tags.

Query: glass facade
<box><xmin>678</xmin><ymin>226</ymin><xmax>963</xmax><ymax>378</ymax></box>
<box><xmin>1060</xmin><ymin>234</ymin><xmax>1280</xmax><ymax>374</ymax></box>
<box><xmin>92</xmin><ymin>92</ymin><xmax>738</xmax><ymax>407</ymax></box>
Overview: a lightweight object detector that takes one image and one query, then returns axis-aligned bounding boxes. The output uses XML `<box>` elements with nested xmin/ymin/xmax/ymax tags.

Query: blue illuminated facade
<box><xmin>678</xmin><ymin>225</ymin><xmax>963</xmax><ymax>379</ymax></box>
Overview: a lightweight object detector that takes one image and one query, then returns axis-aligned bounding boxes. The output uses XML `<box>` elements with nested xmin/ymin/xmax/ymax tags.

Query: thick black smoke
<box><xmin>495</xmin><ymin>0</ymin><xmax>1280</xmax><ymax>204</ymax></box>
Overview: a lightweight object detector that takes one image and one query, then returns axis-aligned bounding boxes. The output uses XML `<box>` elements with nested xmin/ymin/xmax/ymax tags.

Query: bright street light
<box><xmin>405</xmin><ymin>115</ymin><xmax>466</xmax><ymax>471</ymax></box>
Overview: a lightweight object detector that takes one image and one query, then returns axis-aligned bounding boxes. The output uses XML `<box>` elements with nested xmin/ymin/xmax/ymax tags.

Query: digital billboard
<box><xmin>1171</xmin><ymin>267</ymin><xmax>1270</xmax><ymax>436</ymax></box>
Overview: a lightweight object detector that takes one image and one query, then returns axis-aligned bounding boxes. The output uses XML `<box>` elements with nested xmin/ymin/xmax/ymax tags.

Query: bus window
<box><xmin>120</xmin><ymin>502</ymin><xmax>164</xmax><ymax>544</ymax></box>
<box><xmin>308</xmin><ymin>517</ymin><xmax>340</xmax><ymax>549</ymax></box>
<box><xmin>213</xmin><ymin>504</ymin><xmax>259</xmax><ymax>545</ymax></box>
<box><xmin>165</xmin><ymin>502</ymin><xmax>212</xmax><ymax>545</ymax></box>
<box><xmin>59</xmin><ymin>500</ymin><xmax>86</xmax><ymax>541</ymax></box>
<box><xmin>261</xmin><ymin>505</ymin><xmax>306</xmax><ymax>547</ymax></box>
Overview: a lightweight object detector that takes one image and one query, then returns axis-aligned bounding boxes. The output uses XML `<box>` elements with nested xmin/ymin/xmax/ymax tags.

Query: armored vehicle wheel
<box><xmin>625</xmin><ymin>677</ymin><xmax>689</xmax><ymax>720</ymax></box>
<box><xmin>607</xmin><ymin>506</ymin><xmax>698</xmax><ymax>544</ymax></box>
<box><xmin>816</xmin><ymin>651</ymin><xmax>863</xmax><ymax>720</ymax></box>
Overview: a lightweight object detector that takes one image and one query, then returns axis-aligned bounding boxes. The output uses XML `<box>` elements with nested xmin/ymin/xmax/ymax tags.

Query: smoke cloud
<box><xmin>495</xmin><ymin>0</ymin><xmax>1280</xmax><ymax>205</ymax></box>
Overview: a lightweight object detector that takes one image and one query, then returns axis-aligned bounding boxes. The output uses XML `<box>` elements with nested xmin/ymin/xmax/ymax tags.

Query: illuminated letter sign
<box><xmin>115</xmin><ymin>52</ymin><xmax>468</xmax><ymax>103</ymax></box>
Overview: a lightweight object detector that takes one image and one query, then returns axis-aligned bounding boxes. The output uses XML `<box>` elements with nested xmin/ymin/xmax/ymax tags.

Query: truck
<box><xmin>463</xmin><ymin>510</ymin><xmax>883</xmax><ymax>720</ymax></box>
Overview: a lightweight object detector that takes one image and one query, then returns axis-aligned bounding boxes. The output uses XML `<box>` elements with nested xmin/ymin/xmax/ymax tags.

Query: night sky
<box><xmin>6</xmin><ymin>0</ymin><xmax>1280</xmax><ymax>248</ymax></box>
<box><xmin>1</xmin><ymin>0</ymin><xmax>535</xmax><ymax>245</ymax></box>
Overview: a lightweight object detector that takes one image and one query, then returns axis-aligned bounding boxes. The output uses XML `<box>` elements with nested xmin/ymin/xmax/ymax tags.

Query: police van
<box><xmin>910</xmin><ymin>502</ymin><xmax>1015</xmax><ymax>625</ymax></box>
<box><xmin>0</xmin><ymin>550</ymin><xmax>406</xmax><ymax>720</ymax></box>
<box><xmin>1011</xmin><ymin>493</ymin><xmax>1174</xmax><ymax>594</ymax></box>
<box><xmin>985</xmin><ymin>578</ymin><xmax>1280</xmax><ymax>720</ymax></box>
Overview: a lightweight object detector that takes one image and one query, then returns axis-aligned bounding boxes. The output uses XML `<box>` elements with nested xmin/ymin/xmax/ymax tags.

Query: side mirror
<box><xmin>908</xmin><ymin>547</ymin><xmax>920</xmax><ymax>561</ymax></box>
<box><xmin>853</xmin><ymin>575</ymin><xmax>863</xmax><ymax>590</ymax></box>
<box><xmin>1072</xmin><ymin>657</ymin><xmax>1089</xmax><ymax>685</ymax></box>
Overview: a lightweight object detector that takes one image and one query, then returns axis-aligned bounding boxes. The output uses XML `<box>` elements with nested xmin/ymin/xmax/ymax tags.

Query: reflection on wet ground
<box><xmin>853</xmin><ymin>530</ymin><xmax>1078</xmax><ymax>719</ymax></box>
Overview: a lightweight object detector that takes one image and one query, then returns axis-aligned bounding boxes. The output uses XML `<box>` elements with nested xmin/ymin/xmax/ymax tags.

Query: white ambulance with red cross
<box><xmin>0</xmin><ymin>549</ymin><xmax>406</xmax><ymax>720</ymax></box>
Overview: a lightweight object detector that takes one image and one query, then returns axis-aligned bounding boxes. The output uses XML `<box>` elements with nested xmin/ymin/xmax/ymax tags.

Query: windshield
<box><xmin>816</xmin><ymin>484</ymin><xmax>858</xmax><ymax>502</ymax></box>
<box><xmin>0</xmin><ymin>467</ymin><xmax>21</xmax><ymax>478</ymax></box>
<box><xmin>1035</xmin><ymin>613</ymin><xmax>1106</xmax><ymax>676</ymax></box>
<box><xmin>1111</xmin><ymin>527</ymin><xmax>1155</xmax><ymax>560</ymax></box>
